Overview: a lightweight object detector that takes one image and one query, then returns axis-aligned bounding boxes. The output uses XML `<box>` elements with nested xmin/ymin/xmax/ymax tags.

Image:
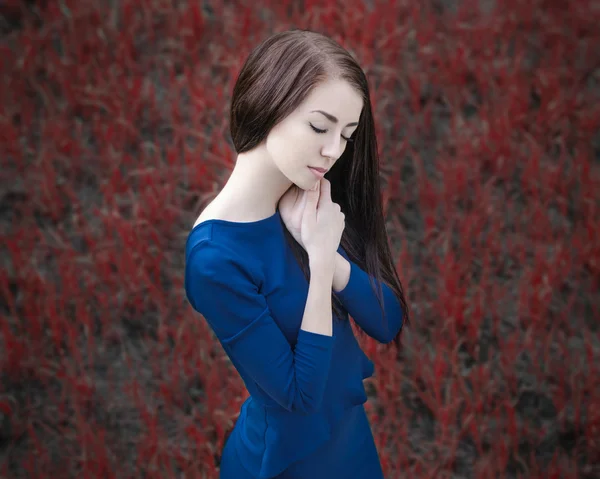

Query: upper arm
<box><xmin>185</xmin><ymin>240</ymin><xmax>334</xmax><ymax>413</ymax></box>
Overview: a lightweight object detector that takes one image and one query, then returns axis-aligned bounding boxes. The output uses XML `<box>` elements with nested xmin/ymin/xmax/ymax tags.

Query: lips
<box><xmin>309</xmin><ymin>167</ymin><xmax>327</xmax><ymax>173</ymax></box>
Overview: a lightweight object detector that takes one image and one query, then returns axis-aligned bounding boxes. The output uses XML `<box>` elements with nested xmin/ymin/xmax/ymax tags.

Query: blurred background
<box><xmin>1</xmin><ymin>0</ymin><xmax>598</xmax><ymax>477</ymax></box>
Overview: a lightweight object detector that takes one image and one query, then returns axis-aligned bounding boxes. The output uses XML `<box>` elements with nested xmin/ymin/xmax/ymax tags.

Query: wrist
<box><xmin>309</xmin><ymin>254</ymin><xmax>335</xmax><ymax>275</ymax></box>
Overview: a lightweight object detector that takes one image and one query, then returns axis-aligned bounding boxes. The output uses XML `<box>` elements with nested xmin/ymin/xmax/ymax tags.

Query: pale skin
<box><xmin>194</xmin><ymin>78</ymin><xmax>362</xmax><ymax>291</ymax></box>
<box><xmin>278</xmin><ymin>179</ymin><xmax>352</xmax><ymax>293</ymax></box>
<box><xmin>332</xmin><ymin>253</ymin><xmax>352</xmax><ymax>293</ymax></box>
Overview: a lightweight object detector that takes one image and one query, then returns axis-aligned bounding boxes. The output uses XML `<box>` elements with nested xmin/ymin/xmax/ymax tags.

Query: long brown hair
<box><xmin>229</xmin><ymin>28</ymin><xmax>410</xmax><ymax>350</ymax></box>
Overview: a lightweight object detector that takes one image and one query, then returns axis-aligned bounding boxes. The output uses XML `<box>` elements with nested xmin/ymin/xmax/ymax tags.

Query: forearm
<box><xmin>332</xmin><ymin>253</ymin><xmax>351</xmax><ymax>293</ymax></box>
<box><xmin>300</xmin><ymin>257</ymin><xmax>335</xmax><ymax>336</ymax></box>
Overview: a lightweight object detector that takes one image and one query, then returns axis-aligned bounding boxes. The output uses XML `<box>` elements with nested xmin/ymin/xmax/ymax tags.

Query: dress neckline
<box><xmin>189</xmin><ymin>208</ymin><xmax>281</xmax><ymax>234</ymax></box>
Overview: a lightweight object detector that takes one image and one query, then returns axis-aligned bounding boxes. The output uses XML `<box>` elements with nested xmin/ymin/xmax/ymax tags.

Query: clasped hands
<box><xmin>278</xmin><ymin>179</ymin><xmax>350</xmax><ymax>292</ymax></box>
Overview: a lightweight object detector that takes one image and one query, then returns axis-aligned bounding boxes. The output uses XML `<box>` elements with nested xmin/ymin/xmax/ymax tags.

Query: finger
<box><xmin>319</xmin><ymin>178</ymin><xmax>331</xmax><ymax>199</ymax></box>
<box><xmin>305</xmin><ymin>180</ymin><xmax>320</xmax><ymax>210</ymax></box>
<box><xmin>298</xmin><ymin>188</ymin><xmax>308</xmax><ymax>215</ymax></box>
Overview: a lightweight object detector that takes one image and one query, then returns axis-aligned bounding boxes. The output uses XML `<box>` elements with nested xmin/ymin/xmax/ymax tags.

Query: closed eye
<box><xmin>310</xmin><ymin>124</ymin><xmax>355</xmax><ymax>143</ymax></box>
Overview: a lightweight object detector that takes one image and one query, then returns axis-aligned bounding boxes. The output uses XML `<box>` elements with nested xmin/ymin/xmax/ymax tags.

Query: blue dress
<box><xmin>185</xmin><ymin>208</ymin><xmax>403</xmax><ymax>478</ymax></box>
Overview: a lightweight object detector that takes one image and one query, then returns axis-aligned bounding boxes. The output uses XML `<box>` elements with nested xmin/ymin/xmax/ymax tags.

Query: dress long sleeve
<box><xmin>334</xmin><ymin>246</ymin><xmax>404</xmax><ymax>343</ymax></box>
<box><xmin>186</xmin><ymin>240</ymin><xmax>334</xmax><ymax>414</ymax></box>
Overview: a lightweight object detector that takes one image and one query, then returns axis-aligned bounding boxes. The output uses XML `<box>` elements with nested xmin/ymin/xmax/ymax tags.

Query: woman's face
<box><xmin>265</xmin><ymin>78</ymin><xmax>363</xmax><ymax>190</ymax></box>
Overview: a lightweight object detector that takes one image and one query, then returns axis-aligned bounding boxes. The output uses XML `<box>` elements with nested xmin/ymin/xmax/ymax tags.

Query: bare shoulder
<box><xmin>193</xmin><ymin>202</ymin><xmax>222</xmax><ymax>229</ymax></box>
<box><xmin>192</xmin><ymin>194</ymin><xmax>272</xmax><ymax>228</ymax></box>
<box><xmin>192</xmin><ymin>196</ymin><xmax>239</xmax><ymax>228</ymax></box>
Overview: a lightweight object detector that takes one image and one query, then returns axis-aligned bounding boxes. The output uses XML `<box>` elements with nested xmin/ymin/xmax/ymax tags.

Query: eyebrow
<box><xmin>310</xmin><ymin>110</ymin><xmax>359</xmax><ymax>127</ymax></box>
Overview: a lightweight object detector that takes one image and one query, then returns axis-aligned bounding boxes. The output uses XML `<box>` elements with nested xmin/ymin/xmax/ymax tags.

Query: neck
<box><xmin>219</xmin><ymin>148</ymin><xmax>293</xmax><ymax>219</ymax></box>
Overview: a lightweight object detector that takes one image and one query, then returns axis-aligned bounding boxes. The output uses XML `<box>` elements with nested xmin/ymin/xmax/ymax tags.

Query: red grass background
<box><xmin>1</xmin><ymin>0</ymin><xmax>599</xmax><ymax>477</ymax></box>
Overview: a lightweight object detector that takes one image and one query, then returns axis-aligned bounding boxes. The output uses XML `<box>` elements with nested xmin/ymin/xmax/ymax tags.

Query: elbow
<box><xmin>380</xmin><ymin>315</ymin><xmax>404</xmax><ymax>344</ymax></box>
<box><xmin>379</xmin><ymin>332</ymin><xmax>395</xmax><ymax>345</ymax></box>
<box><xmin>375</xmin><ymin>294</ymin><xmax>405</xmax><ymax>344</ymax></box>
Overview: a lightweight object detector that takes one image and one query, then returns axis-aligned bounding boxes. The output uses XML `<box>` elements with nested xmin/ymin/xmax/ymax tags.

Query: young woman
<box><xmin>185</xmin><ymin>29</ymin><xmax>410</xmax><ymax>479</ymax></box>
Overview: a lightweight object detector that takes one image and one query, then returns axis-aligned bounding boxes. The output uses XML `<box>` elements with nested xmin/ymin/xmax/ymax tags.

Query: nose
<box><xmin>321</xmin><ymin>135</ymin><xmax>343</xmax><ymax>161</ymax></box>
